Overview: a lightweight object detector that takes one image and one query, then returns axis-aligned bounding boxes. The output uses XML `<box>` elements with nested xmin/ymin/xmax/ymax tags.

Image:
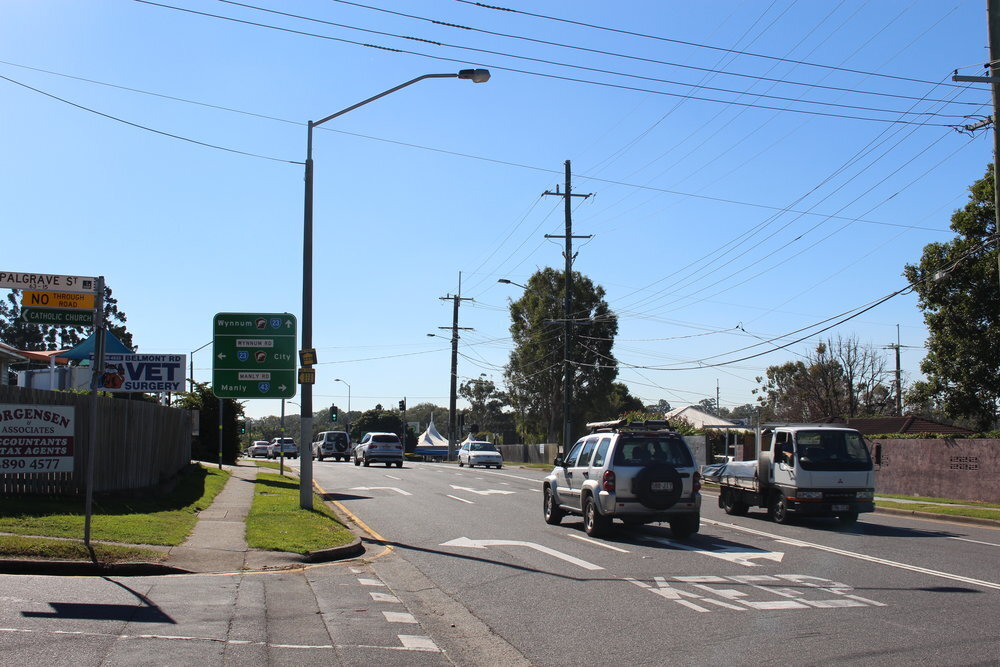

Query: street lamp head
<box><xmin>458</xmin><ymin>68</ymin><xmax>491</xmax><ymax>83</ymax></box>
<box><xmin>497</xmin><ymin>278</ymin><xmax>511</xmax><ymax>284</ymax></box>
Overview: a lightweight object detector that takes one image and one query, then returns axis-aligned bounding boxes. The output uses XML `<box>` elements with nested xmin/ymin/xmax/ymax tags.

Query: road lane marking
<box><xmin>358</xmin><ymin>578</ymin><xmax>385</xmax><ymax>586</ymax></box>
<box><xmin>636</xmin><ymin>533</ymin><xmax>784</xmax><ymax>567</ymax></box>
<box><xmin>568</xmin><ymin>534</ymin><xmax>630</xmax><ymax>553</ymax></box>
<box><xmin>450</xmin><ymin>484</ymin><xmax>515</xmax><ymax>496</ymax></box>
<box><xmin>398</xmin><ymin>635</ymin><xmax>440</xmax><ymax>651</ymax></box>
<box><xmin>441</xmin><ymin>537</ymin><xmax>604</xmax><ymax>570</ymax></box>
<box><xmin>349</xmin><ymin>486</ymin><xmax>412</xmax><ymax>496</ymax></box>
<box><xmin>948</xmin><ymin>536</ymin><xmax>1000</xmax><ymax>547</ymax></box>
<box><xmin>384</xmin><ymin>475</ymin><xmax>402</xmax><ymax>480</ymax></box>
<box><xmin>704</xmin><ymin>518</ymin><xmax>1000</xmax><ymax>591</ymax></box>
<box><xmin>447</xmin><ymin>494</ymin><xmax>475</xmax><ymax>504</ymax></box>
<box><xmin>370</xmin><ymin>592</ymin><xmax>401</xmax><ymax>603</ymax></box>
<box><xmin>382</xmin><ymin>611</ymin><xmax>417</xmax><ymax>624</ymax></box>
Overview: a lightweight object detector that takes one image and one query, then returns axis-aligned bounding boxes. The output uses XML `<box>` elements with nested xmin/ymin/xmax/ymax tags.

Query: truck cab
<box><xmin>761</xmin><ymin>425</ymin><xmax>875</xmax><ymax>523</ymax></box>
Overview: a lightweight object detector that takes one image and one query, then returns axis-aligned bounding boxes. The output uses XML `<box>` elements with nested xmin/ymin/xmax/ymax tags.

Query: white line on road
<box><xmin>447</xmin><ymin>494</ymin><xmax>475</xmax><ymax>504</ymax></box>
<box><xmin>450</xmin><ymin>484</ymin><xmax>515</xmax><ymax>496</ymax></box>
<box><xmin>349</xmin><ymin>486</ymin><xmax>412</xmax><ymax>496</ymax></box>
<box><xmin>568</xmin><ymin>534</ymin><xmax>630</xmax><ymax>553</ymax></box>
<box><xmin>948</xmin><ymin>536</ymin><xmax>1000</xmax><ymax>547</ymax></box>
<box><xmin>384</xmin><ymin>475</ymin><xmax>402</xmax><ymax>481</ymax></box>
<box><xmin>382</xmin><ymin>611</ymin><xmax>417</xmax><ymax>624</ymax></box>
<box><xmin>441</xmin><ymin>536</ymin><xmax>604</xmax><ymax>570</ymax></box>
<box><xmin>637</xmin><ymin>533</ymin><xmax>783</xmax><ymax>567</ymax></box>
<box><xmin>704</xmin><ymin>518</ymin><xmax>1000</xmax><ymax>591</ymax></box>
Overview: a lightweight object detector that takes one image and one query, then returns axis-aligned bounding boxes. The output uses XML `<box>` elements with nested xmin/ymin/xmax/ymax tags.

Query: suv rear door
<box><xmin>567</xmin><ymin>436</ymin><xmax>599</xmax><ymax>510</ymax></box>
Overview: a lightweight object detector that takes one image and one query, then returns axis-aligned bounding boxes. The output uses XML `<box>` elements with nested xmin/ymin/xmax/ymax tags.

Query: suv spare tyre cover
<box><xmin>631</xmin><ymin>463</ymin><xmax>683</xmax><ymax>510</ymax></box>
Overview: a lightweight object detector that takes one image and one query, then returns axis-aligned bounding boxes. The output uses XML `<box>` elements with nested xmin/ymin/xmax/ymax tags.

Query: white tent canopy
<box><xmin>416</xmin><ymin>413</ymin><xmax>448</xmax><ymax>448</ymax></box>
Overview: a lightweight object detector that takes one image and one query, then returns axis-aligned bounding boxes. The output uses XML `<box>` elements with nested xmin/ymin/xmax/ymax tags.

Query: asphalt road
<box><xmin>317</xmin><ymin>460</ymin><xmax>1000</xmax><ymax>666</ymax></box>
<box><xmin>1</xmin><ymin>460</ymin><xmax>996</xmax><ymax>666</ymax></box>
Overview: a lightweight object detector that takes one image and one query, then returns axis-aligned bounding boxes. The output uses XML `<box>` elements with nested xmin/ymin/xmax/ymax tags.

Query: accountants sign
<box><xmin>0</xmin><ymin>404</ymin><xmax>75</xmax><ymax>474</ymax></box>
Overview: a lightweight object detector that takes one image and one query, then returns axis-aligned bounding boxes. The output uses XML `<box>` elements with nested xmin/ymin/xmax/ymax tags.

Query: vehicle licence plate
<box><xmin>831</xmin><ymin>504</ymin><xmax>849</xmax><ymax>511</ymax></box>
<box><xmin>651</xmin><ymin>481</ymin><xmax>673</xmax><ymax>492</ymax></box>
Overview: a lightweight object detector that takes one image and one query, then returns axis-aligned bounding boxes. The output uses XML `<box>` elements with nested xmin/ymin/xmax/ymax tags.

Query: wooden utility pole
<box><xmin>439</xmin><ymin>273</ymin><xmax>472</xmax><ymax>461</ymax></box>
<box><xmin>543</xmin><ymin>161</ymin><xmax>591</xmax><ymax>451</ymax></box>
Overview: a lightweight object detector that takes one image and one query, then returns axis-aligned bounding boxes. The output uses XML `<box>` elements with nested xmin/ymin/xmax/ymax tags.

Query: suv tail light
<box><xmin>693</xmin><ymin>471</ymin><xmax>702</xmax><ymax>494</ymax></box>
<box><xmin>602</xmin><ymin>469</ymin><xmax>616</xmax><ymax>492</ymax></box>
<box><xmin>368</xmin><ymin>443</ymin><xmax>378</xmax><ymax>450</ymax></box>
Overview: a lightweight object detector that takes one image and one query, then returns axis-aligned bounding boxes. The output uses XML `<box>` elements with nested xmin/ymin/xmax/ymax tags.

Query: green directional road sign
<box><xmin>212</xmin><ymin>312</ymin><xmax>297</xmax><ymax>399</ymax></box>
<box><xmin>22</xmin><ymin>307</ymin><xmax>95</xmax><ymax>325</ymax></box>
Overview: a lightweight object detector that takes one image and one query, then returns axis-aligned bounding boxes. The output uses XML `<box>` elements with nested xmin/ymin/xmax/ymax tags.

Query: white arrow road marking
<box><xmin>636</xmin><ymin>534</ymin><xmax>784</xmax><ymax>567</ymax></box>
<box><xmin>349</xmin><ymin>486</ymin><xmax>412</xmax><ymax>496</ymax></box>
<box><xmin>704</xmin><ymin>518</ymin><xmax>1000</xmax><ymax>591</ymax></box>
<box><xmin>441</xmin><ymin>537</ymin><xmax>604</xmax><ymax>570</ymax></box>
<box><xmin>447</xmin><ymin>495</ymin><xmax>475</xmax><ymax>504</ymax></box>
<box><xmin>449</xmin><ymin>485</ymin><xmax>515</xmax><ymax>496</ymax></box>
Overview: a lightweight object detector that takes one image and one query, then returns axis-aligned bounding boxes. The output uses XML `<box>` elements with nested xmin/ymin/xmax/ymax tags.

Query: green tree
<box><xmin>903</xmin><ymin>165</ymin><xmax>1000</xmax><ymax>430</ymax></box>
<box><xmin>643</xmin><ymin>398</ymin><xmax>672</xmax><ymax>415</ymax></box>
<box><xmin>589</xmin><ymin>382</ymin><xmax>643</xmax><ymax>421</ymax></box>
<box><xmin>349</xmin><ymin>406</ymin><xmax>403</xmax><ymax>442</ymax></box>
<box><xmin>503</xmin><ymin>268</ymin><xmax>618</xmax><ymax>443</ymax></box>
<box><xmin>0</xmin><ymin>286</ymin><xmax>134</xmax><ymax>352</ymax></box>
<box><xmin>754</xmin><ymin>338</ymin><xmax>892</xmax><ymax>421</ymax></box>
<box><xmin>173</xmin><ymin>382</ymin><xmax>245</xmax><ymax>464</ymax></box>
<box><xmin>459</xmin><ymin>375</ymin><xmax>508</xmax><ymax>434</ymax></box>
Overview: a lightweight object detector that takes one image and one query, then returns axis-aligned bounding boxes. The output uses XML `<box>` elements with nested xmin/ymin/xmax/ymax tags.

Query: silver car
<box><xmin>458</xmin><ymin>441</ymin><xmax>503</xmax><ymax>469</ymax></box>
<box><xmin>313</xmin><ymin>431</ymin><xmax>351</xmax><ymax>462</ymax></box>
<box><xmin>543</xmin><ymin>419</ymin><xmax>701</xmax><ymax>539</ymax></box>
<box><xmin>353</xmin><ymin>432</ymin><xmax>404</xmax><ymax>468</ymax></box>
<box><xmin>267</xmin><ymin>437</ymin><xmax>298</xmax><ymax>459</ymax></box>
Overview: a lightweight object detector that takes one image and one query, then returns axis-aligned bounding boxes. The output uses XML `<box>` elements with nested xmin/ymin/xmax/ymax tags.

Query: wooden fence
<box><xmin>0</xmin><ymin>385</ymin><xmax>191</xmax><ymax>496</ymax></box>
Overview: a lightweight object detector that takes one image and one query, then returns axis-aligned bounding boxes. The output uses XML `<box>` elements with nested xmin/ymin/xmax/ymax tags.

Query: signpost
<box><xmin>0</xmin><ymin>271</ymin><xmax>96</xmax><ymax>293</ymax></box>
<box><xmin>212</xmin><ymin>312</ymin><xmax>297</xmax><ymax>399</ymax></box>
<box><xmin>0</xmin><ymin>404</ymin><xmax>75</xmax><ymax>474</ymax></box>
<box><xmin>21</xmin><ymin>307</ymin><xmax>95</xmax><ymax>325</ymax></box>
<box><xmin>22</xmin><ymin>290</ymin><xmax>95</xmax><ymax>309</ymax></box>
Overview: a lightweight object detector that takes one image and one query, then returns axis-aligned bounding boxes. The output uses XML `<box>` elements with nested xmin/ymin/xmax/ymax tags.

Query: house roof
<box><xmin>0</xmin><ymin>342</ymin><xmax>29</xmax><ymax>363</ymax></box>
<box><xmin>7</xmin><ymin>347</ymin><xmax>69</xmax><ymax>364</ymax></box>
<box><xmin>821</xmin><ymin>415</ymin><xmax>974</xmax><ymax>435</ymax></box>
<box><xmin>665</xmin><ymin>406</ymin><xmax>749</xmax><ymax>431</ymax></box>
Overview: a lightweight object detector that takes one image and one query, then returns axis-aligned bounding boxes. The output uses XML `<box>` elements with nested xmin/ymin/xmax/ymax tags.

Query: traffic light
<box><xmin>331</xmin><ymin>405</ymin><xmax>338</xmax><ymax>422</ymax></box>
<box><xmin>398</xmin><ymin>399</ymin><xmax>406</xmax><ymax>411</ymax></box>
<box><xmin>239</xmin><ymin>421</ymin><xmax>246</xmax><ymax>434</ymax></box>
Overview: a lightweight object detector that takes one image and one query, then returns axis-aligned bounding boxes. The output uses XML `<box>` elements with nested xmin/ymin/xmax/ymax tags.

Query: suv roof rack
<box><xmin>586</xmin><ymin>418</ymin><xmax>676</xmax><ymax>433</ymax></box>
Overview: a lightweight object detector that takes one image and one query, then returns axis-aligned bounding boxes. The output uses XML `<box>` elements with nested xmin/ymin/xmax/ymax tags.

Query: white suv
<box><xmin>542</xmin><ymin>419</ymin><xmax>701</xmax><ymax>538</ymax></box>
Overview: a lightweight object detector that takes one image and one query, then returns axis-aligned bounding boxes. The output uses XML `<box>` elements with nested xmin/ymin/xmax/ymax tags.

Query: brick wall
<box><xmin>871</xmin><ymin>438</ymin><xmax>1000</xmax><ymax>503</ymax></box>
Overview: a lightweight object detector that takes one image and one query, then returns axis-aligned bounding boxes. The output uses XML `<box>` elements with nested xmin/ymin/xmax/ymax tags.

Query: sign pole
<box><xmin>83</xmin><ymin>276</ymin><xmax>105</xmax><ymax>551</ymax></box>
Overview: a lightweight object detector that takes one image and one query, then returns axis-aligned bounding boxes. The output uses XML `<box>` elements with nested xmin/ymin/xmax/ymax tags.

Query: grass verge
<box><xmin>0</xmin><ymin>535</ymin><xmax>165</xmax><ymax>563</ymax></box>
<box><xmin>875</xmin><ymin>501</ymin><xmax>1000</xmax><ymax>521</ymax></box>
<box><xmin>245</xmin><ymin>471</ymin><xmax>355</xmax><ymax>554</ymax></box>
<box><xmin>876</xmin><ymin>493</ymin><xmax>1000</xmax><ymax>509</ymax></box>
<box><xmin>0</xmin><ymin>464</ymin><xmax>230</xmax><ymax>546</ymax></box>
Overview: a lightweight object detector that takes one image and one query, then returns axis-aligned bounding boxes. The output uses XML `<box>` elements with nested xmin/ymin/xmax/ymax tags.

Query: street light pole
<box><xmin>301</xmin><ymin>69</ymin><xmax>489</xmax><ymax>509</ymax></box>
<box><xmin>188</xmin><ymin>340</ymin><xmax>212</xmax><ymax>393</ymax></box>
<box><xmin>335</xmin><ymin>378</ymin><xmax>351</xmax><ymax>435</ymax></box>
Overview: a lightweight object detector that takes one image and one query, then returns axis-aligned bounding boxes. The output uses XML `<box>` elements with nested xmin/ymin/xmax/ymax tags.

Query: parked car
<box><xmin>458</xmin><ymin>441</ymin><xmax>503</xmax><ymax>469</ymax></box>
<box><xmin>248</xmin><ymin>441</ymin><xmax>270</xmax><ymax>458</ymax></box>
<box><xmin>313</xmin><ymin>431</ymin><xmax>351</xmax><ymax>461</ymax></box>
<box><xmin>543</xmin><ymin>419</ymin><xmax>701</xmax><ymax>539</ymax></box>
<box><xmin>267</xmin><ymin>437</ymin><xmax>298</xmax><ymax>459</ymax></box>
<box><xmin>353</xmin><ymin>432</ymin><xmax>403</xmax><ymax>467</ymax></box>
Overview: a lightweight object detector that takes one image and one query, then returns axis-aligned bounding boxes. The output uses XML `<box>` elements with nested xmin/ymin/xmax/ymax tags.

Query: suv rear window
<box><xmin>326</xmin><ymin>433</ymin><xmax>347</xmax><ymax>444</ymax></box>
<box><xmin>613</xmin><ymin>435</ymin><xmax>693</xmax><ymax>467</ymax></box>
<box><xmin>373</xmin><ymin>434</ymin><xmax>401</xmax><ymax>444</ymax></box>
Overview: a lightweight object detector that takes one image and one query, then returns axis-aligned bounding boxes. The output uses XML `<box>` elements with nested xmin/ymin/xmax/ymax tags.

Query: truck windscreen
<box><xmin>796</xmin><ymin>431</ymin><xmax>872</xmax><ymax>471</ymax></box>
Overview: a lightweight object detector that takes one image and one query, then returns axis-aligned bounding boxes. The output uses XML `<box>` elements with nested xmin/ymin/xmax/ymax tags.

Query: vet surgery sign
<box><xmin>0</xmin><ymin>404</ymin><xmax>75</xmax><ymax>473</ymax></box>
<box><xmin>99</xmin><ymin>354</ymin><xmax>187</xmax><ymax>393</ymax></box>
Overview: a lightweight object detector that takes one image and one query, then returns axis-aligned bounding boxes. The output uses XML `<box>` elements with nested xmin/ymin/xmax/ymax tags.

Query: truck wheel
<box><xmin>769</xmin><ymin>492</ymin><xmax>791</xmax><ymax>524</ymax></box>
<box><xmin>669</xmin><ymin>514</ymin><xmax>700</xmax><ymax>539</ymax></box>
<box><xmin>721</xmin><ymin>489</ymin><xmax>750</xmax><ymax>516</ymax></box>
<box><xmin>543</xmin><ymin>486</ymin><xmax>564</xmax><ymax>525</ymax></box>
<box><xmin>838</xmin><ymin>512</ymin><xmax>859</xmax><ymax>525</ymax></box>
<box><xmin>583</xmin><ymin>495</ymin><xmax>612</xmax><ymax>537</ymax></box>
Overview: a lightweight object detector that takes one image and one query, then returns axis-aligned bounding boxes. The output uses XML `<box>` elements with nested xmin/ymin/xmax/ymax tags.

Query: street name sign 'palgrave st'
<box><xmin>212</xmin><ymin>313</ymin><xmax>297</xmax><ymax>399</ymax></box>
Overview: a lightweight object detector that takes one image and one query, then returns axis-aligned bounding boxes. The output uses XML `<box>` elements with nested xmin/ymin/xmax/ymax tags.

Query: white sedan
<box><xmin>458</xmin><ymin>441</ymin><xmax>503</xmax><ymax>469</ymax></box>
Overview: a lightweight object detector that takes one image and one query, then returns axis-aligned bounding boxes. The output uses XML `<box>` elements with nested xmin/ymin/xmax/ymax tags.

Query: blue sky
<box><xmin>1</xmin><ymin>1</ymin><xmax>991</xmax><ymax>422</ymax></box>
